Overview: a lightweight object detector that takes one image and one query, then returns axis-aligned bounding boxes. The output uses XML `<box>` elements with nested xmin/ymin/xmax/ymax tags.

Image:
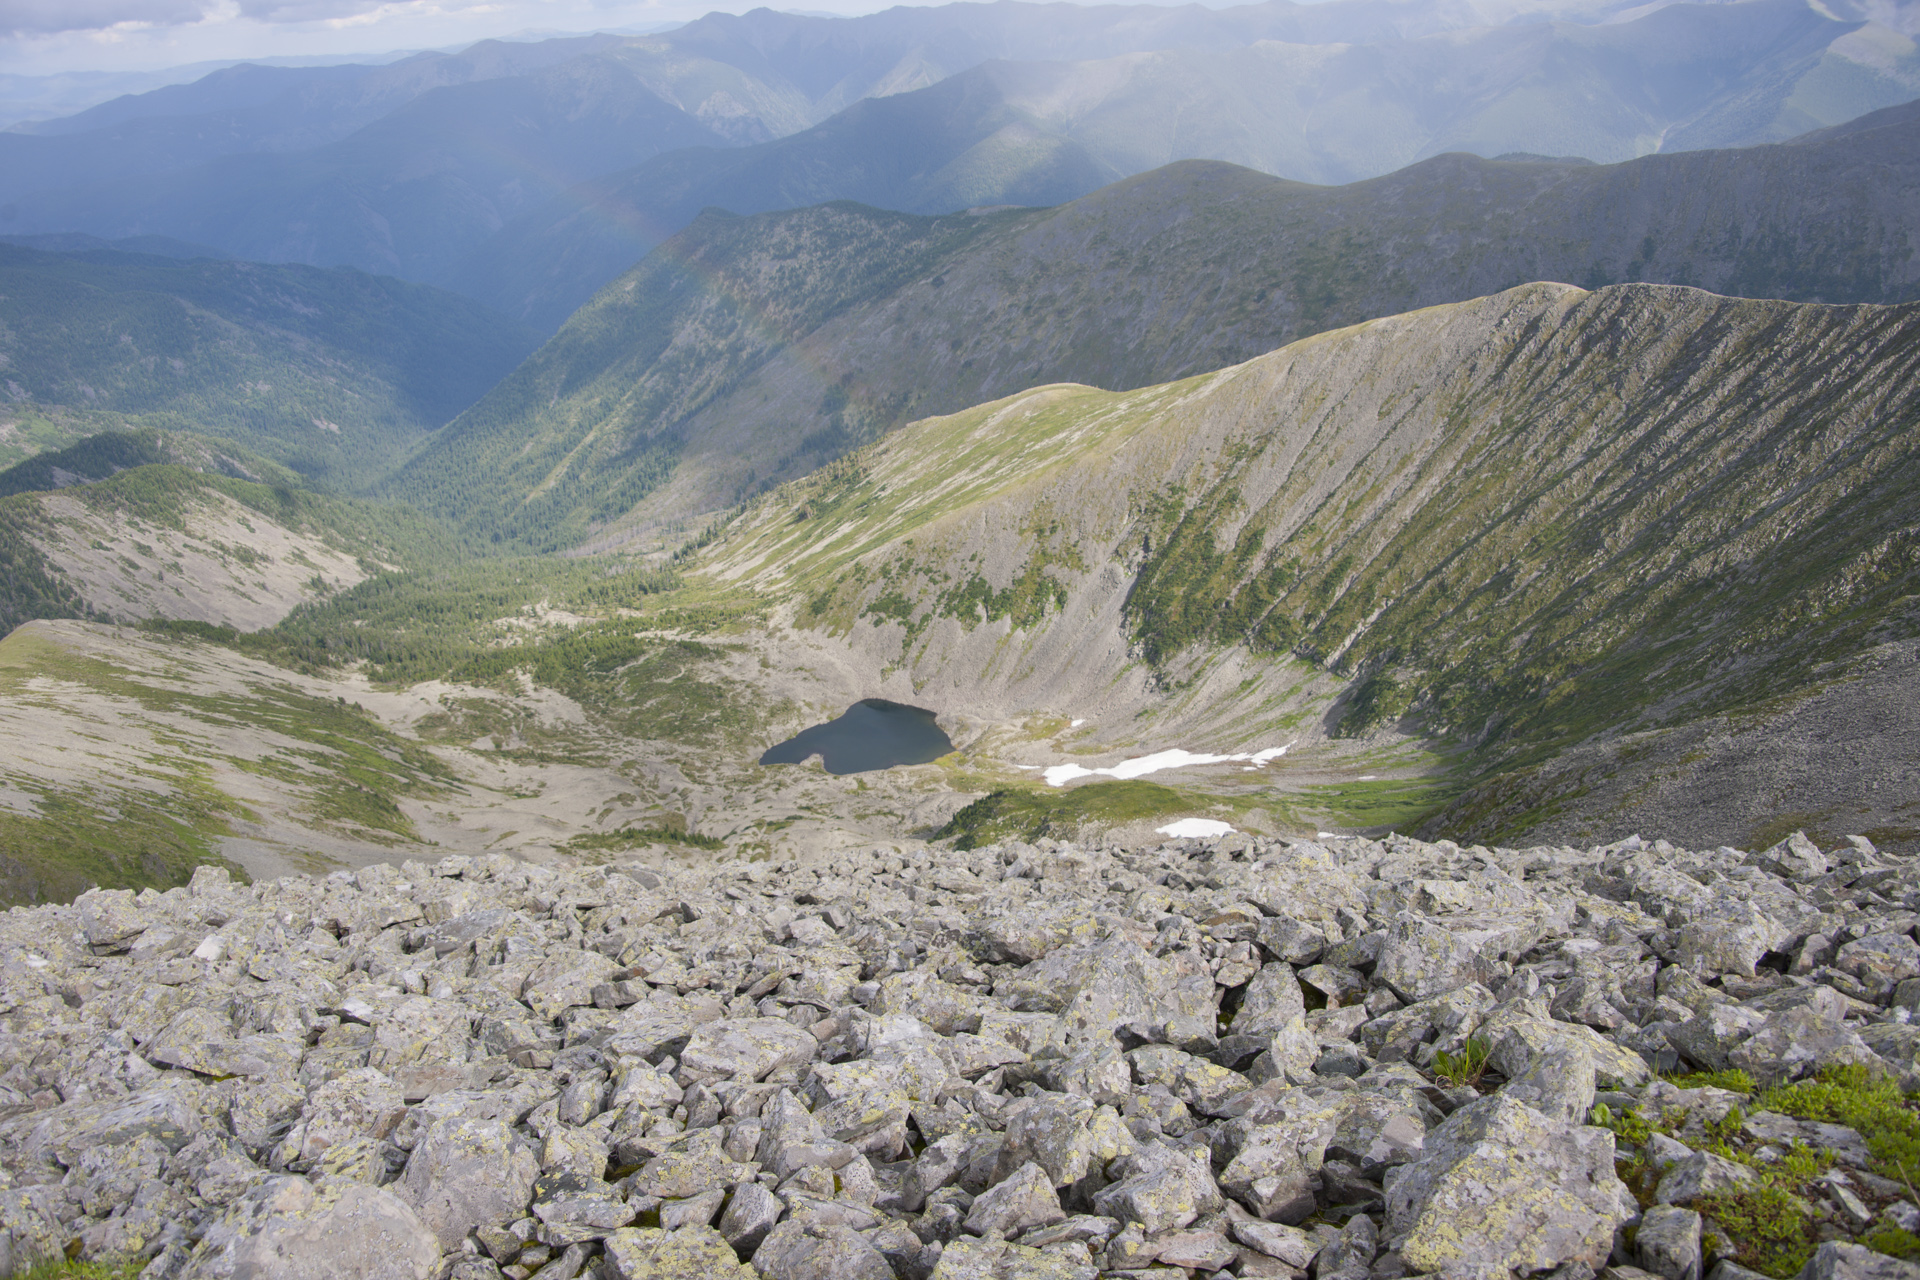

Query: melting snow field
<box><xmin>1156</xmin><ymin>817</ymin><xmax>1236</xmax><ymax>838</ymax></box>
<box><xmin>1042</xmin><ymin>744</ymin><xmax>1291</xmax><ymax>787</ymax></box>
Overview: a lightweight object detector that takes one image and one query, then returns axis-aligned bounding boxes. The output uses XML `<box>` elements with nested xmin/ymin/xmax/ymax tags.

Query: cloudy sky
<box><xmin>0</xmin><ymin>0</ymin><xmax>897</xmax><ymax>76</ymax></box>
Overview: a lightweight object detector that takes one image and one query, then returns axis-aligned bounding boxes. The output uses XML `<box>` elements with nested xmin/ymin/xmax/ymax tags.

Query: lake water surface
<box><xmin>759</xmin><ymin>699</ymin><xmax>953</xmax><ymax>774</ymax></box>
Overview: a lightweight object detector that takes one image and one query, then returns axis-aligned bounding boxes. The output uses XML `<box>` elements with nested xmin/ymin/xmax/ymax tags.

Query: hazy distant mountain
<box><xmin>0</xmin><ymin>245</ymin><xmax>538</xmax><ymax>486</ymax></box>
<box><xmin>390</xmin><ymin>101</ymin><xmax>1920</xmax><ymax>550</ymax></box>
<box><xmin>456</xmin><ymin>0</ymin><xmax>1920</xmax><ymax>329</ymax></box>
<box><xmin>3</xmin><ymin>0</ymin><xmax>1912</xmax><ymax>312</ymax></box>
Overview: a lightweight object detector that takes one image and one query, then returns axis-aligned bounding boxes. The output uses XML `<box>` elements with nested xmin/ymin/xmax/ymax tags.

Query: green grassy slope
<box><xmin>0</xmin><ymin>245</ymin><xmax>540</xmax><ymax>486</ymax></box>
<box><xmin>396</xmin><ymin>105</ymin><xmax>1920</xmax><ymax>550</ymax></box>
<box><xmin>699</xmin><ymin>282</ymin><xmax>1920</xmax><ymax>845</ymax></box>
<box><xmin>0</xmin><ymin>428</ymin><xmax>302</xmax><ymax>499</ymax></box>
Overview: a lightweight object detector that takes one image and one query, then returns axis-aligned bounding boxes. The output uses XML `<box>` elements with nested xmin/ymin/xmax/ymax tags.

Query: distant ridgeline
<box><xmin>390</xmin><ymin>103</ymin><xmax>1920</xmax><ymax>552</ymax></box>
<box><xmin>0</xmin><ymin>244</ymin><xmax>539</xmax><ymax>487</ymax></box>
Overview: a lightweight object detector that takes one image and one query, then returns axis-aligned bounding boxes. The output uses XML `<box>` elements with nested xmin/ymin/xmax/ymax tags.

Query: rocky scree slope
<box><xmin>405</xmin><ymin>103</ymin><xmax>1920</xmax><ymax>543</ymax></box>
<box><xmin>695</xmin><ymin>282</ymin><xmax>1920</xmax><ymax>851</ymax></box>
<box><xmin>2</xmin><ymin>828</ymin><xmax>1918</xmax><ymax>1279</ymax></box>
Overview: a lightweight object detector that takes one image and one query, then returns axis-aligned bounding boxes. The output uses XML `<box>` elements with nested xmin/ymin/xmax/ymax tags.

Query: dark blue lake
<box><xmin>759</xmin><ymin>699</ymin><xmax>954</xmax><ymax>774</ymax></box>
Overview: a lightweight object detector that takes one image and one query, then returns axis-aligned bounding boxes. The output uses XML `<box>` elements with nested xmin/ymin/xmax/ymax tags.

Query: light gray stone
<box><xmin>184</xmin><ymin>1175</ymin><xmax>439</xmax><ymax>1280</ymax></box>
<box><xmin>400</xmin><ymin>1116</ymin><xmax>538</xmax><ymax>1252</ymax></box>
<box><xmin>964</xmin><ymin>1161</ymin><xmax>1065</xmax><ymax>1237</ymax></box>
<box><xmin>1635</xmin><ymin>1204</ymin><xmax>1703</xmax><ymax>1280</ymax></box>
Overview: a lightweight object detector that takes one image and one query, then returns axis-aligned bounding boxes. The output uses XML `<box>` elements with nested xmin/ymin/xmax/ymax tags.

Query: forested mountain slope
<box><xmin>0</xmin><ymin>245</ymin><xmax>539</xmax><ymax>485</ymax></box>
<box><xmin>393</xmin><ymin>105</ymin><xmax>1920</xmax><ymax>550</ymax></box>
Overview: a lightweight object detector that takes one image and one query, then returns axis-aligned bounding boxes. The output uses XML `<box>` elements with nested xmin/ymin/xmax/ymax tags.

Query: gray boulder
<box><xmin>1636</xmin><ymin>1204</ymin><xmax>1704</xmax><ymax>1280</ymax></box>
<box><xmin>1384</xmin><ymin>1096</ymin><xmax>1635</xmax><ymax>1276</ymax></box>
<box><xmin>752</xmin><ymin>1218</ymin><xmax>896</xmax><ymax>1280</ymax></box>
<box><xmin>184</xmin><ymin>1176</ymin><xmax>439</xmax><ymax>1280</ymax></box>
<box><xmin>400</xmin><ymin>1117</ymin><xmax>538</xmax><ymax>1252</ymax></box>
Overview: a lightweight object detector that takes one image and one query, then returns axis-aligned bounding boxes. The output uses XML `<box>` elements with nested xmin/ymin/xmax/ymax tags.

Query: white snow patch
<box><xmin>1070</xmin><ymin>718</ymin><xmax>1086</xmax><ymax>727</ymax></box>
<box><xmin>1157</xmin><ymin>818</ymin><xmax>1236</xmax><ymax>839</ymax></box>
<box><xmin>1043</xmin><ymin>743</ymin><xmax>1292</xmax><ymax>787</ymax></box>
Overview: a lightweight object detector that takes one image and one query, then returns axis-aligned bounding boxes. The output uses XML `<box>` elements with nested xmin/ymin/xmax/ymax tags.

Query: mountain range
<box><xmin>3</xmin><ymin>0</ymin><xmax>1915</xmax><ymax>326</ymax></box>
<box><xmin>388</xmin><ymin>99</ymin><xmax>1920</xmax><ymax>551</ymax></box>
<box><xmin>0</xmin><ymin>0</ymin><xmax>1916</xmax><ymax>910</ymax></box>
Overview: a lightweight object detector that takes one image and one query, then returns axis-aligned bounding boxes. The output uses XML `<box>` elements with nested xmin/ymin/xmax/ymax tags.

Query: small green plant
<box><xmin>13</xmin><ymin>1259</ymin><xmax>145</xmax><ymax>1280</ymax></box>
<box><xmin>1759</xmin><ymin>1064</ymin><xmax>1920</xmax><ymax>1189</ymax></box>
<box><xmin>1863</xmin><ymin>1228</ymin><xmax>1920</xmax><ymax>1261</ymax></box>
<box><xmin>1590</xmin><ymin>1102</ymin><xmax>1654</xmax><ymax>1147</ymax></box>
<box><xmin>1696</xmin><ymin>1183</ymin><xmax>1817</xmax><ymax>1278</ymax></box>
<box><xmin>1431</xmin><ymin>1037</ymin><xmax>1492</xmax><ymax>1088</ymax></box>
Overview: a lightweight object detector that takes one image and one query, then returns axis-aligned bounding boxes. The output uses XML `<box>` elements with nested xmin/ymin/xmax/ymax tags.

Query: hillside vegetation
<box><xmin>395</xmin><ymin>106</ymin><xmax>1920</xmax><ymax>548</ymax></box>
<box><xmin>0</xmin><ymin>244</ymin><xmax>539</xmax><ymax>484</ymax></box>
<box><xmin>696</xmin><ymin>282</ymin><xmax>1920</xmax><ymax>850</ymax></box>
<box><xmin>0</xmin><ymin>463</ymin><xmax>465</xmax><ymax>634</ymax></box>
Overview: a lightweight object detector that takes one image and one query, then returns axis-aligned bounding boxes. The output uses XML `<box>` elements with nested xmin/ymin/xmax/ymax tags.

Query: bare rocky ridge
<box><xmin>1</xmin><ymin>828</ymin><xmax>1916</xmax><ymax>1279</ymax></box>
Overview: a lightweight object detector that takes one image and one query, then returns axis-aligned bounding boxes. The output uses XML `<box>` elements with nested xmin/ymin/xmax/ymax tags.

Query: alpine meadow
<box><xmin>0</xmin><ymin>2</ymin><xmax>1917</xmax><ymax>1279</ymax></box>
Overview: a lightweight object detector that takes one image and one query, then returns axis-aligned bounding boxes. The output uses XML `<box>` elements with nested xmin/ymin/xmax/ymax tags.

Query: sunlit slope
<box><xmin>703</xmin><ymin>282</ymin><xmax>1920</xmax><ymax>845</ymax></box>
<box><xmin>0</xmin><ymin>620</ymin><xmax>460</xmax><ymax>905</ymax></box>
<box><xmin>398</xmin><ymin>105</ymin><xmax>1920</xmax><ymax>549</ymax></box>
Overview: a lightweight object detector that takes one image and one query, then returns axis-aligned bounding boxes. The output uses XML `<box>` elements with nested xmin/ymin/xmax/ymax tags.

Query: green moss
<box><xmin>937</xmin><ymin>780</ymin><xmax>1216</xmax><ymax>848</ymax></box>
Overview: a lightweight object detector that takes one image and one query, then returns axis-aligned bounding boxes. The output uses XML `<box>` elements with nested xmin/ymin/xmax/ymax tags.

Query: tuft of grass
<box><xmin>1431</xmin><ymin>1037</ymin><xmax>1492</xmax><ymax>1088</ymax></box>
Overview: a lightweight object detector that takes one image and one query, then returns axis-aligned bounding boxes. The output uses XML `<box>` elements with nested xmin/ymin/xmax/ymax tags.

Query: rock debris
<box><xmin>2</xmin><ymin>829</ymin><xmax>1918</xmax><ymax>1280</ymax></box>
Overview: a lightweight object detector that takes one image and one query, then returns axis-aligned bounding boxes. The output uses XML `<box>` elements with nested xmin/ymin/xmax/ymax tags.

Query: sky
<box><xmin>0</xmin><ymin>0</ymin><xmax>882</xmax><ymax>76</ymax></box>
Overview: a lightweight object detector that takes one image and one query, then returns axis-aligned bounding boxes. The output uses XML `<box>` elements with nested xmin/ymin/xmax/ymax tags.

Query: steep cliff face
<box><xmin>399</xmin><ymin>106</ymin><xmax>1920</xmax><ymax>549</ymax></box>
<box><xmin>699</xmin><ymin>282</ymin><xmax>1920</xmax><ymax>848</ymax></box>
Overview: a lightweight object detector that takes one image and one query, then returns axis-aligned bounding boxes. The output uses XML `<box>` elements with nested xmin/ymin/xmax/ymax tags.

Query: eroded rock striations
<box><xmin>2</xmin><ymin>830</ymin><xmax>1917</xmax><ymax>1279</ymax></box>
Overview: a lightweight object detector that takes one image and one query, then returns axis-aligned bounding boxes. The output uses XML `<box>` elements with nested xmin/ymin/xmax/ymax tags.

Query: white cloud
<box><xmin>0</xmin><ymin>0</ymin><xmax>214</xmax><ymax>35</ymax></box>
